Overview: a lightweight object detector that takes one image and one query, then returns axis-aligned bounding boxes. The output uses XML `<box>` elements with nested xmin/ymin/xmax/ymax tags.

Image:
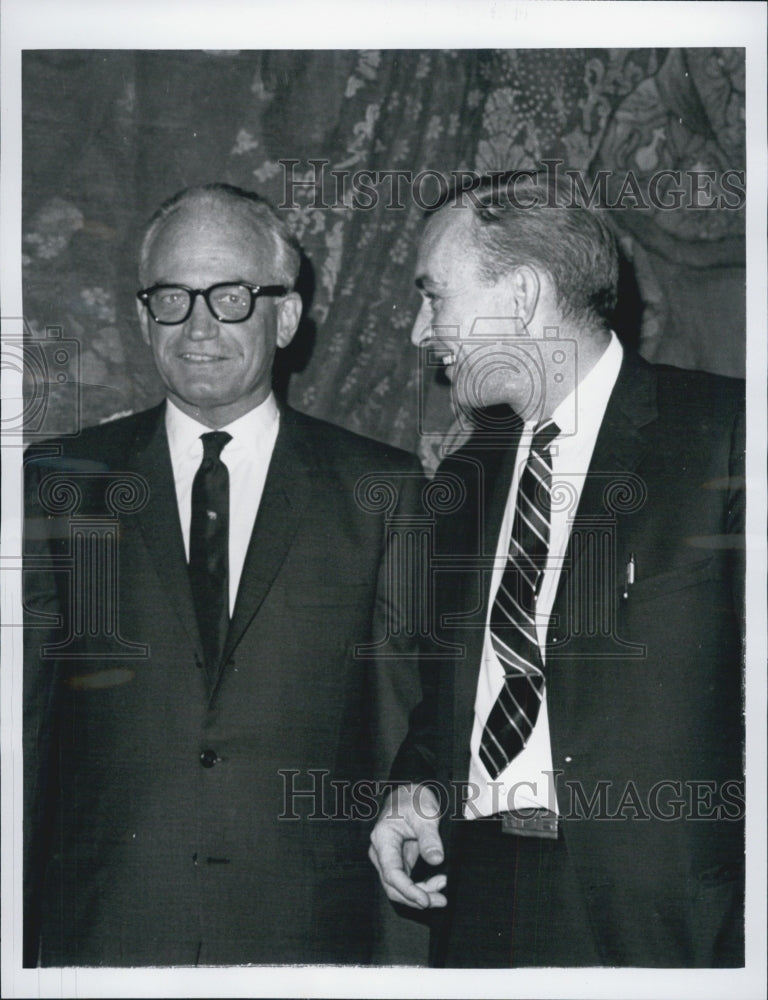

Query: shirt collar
<box><xmin>526</xmin><ymin>330</ymin><xmax>622</xmax><ymax>444</ymax></box>
<box><xmin>165</xmin><ymin>393</ymin><xmax>280</xmax><ymax>459</ymax></box>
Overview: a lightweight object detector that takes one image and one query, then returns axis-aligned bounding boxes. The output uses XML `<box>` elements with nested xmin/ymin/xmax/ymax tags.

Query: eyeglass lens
<box><xmin>149</xmin><ymin>284</ymin><xmax>253</xmax><ymax>323</ymax></box>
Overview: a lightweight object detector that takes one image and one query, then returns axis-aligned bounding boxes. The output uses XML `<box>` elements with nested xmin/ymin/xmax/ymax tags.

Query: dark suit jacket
<box><xmin>391</xmin><ymin>354</ymin><xmax>745</xmax><ymax>967</ymax></box>
<box><xmin>24</xmin><ymin>402</ymin><xmax>421</xmax><ymax>966</ymax></box>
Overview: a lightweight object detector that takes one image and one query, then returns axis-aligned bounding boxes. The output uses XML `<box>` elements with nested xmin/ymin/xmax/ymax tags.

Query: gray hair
<box><xmin>138</xmin><ymin>183</ymin><xmax>301</xmax><ymax>287</ymax></box>
<box><xmin>436</xmin><ymin>171</ymin><xmax>619</xmax><ymax>330</ymax></box>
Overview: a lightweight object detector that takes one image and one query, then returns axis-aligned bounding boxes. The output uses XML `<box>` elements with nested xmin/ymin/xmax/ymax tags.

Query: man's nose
<box><xmin>410</xmin><ymin>299</ymin><xmax>431</xmax><ymax>347</ymax></box>
<box><xmin>185</xmin><ymin>293</ymin><xmax>220</xmax><ymax>339</ymax></box>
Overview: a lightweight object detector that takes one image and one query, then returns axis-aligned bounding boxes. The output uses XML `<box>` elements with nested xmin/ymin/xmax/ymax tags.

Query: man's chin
<box><xmin>449</xmin><ymin>375</ymin><xmax>507</xmax><ymax>414</ymax></box>
<box><xmin>166</xmin><ymin>384</ymin><xmax>271</xmax><ymax>424</ymax></box>
<box><xmin>167</xmin><ymin>389</ymin><xmax>230</xmax><ymax>421</ymax></box>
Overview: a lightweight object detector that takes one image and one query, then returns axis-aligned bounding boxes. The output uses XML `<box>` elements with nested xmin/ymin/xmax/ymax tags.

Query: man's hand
<box><xmin>368</xmin><ymin>783</ymin><xmax>447</xmax><ymax>909</ymax></box>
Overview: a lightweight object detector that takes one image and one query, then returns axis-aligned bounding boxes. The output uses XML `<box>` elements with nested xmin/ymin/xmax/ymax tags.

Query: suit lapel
<box><xmin>217</xmin><ymin>411</ymin><xmax>311</xmax><ymax>680</ymax></box>
<box><xmin>550</xmin><ymin>351</ymin><xmax>658</xmax><ymax>640</ymax></box>
<box><xmin>127</xmin><ymin>404</ymin><xmax>202</xmax><ymax>655</ymax></box>
<box><xmin>127</xmin><ymin>404</ymin><xmax>313</xmax><ymax>693</ymax></box>
<box><xmin>569</xmin><ymin>352</ymin><xmax>658</xmax><ymax>524</ymax></box>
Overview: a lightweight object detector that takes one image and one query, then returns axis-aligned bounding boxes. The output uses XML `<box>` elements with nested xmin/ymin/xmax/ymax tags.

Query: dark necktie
<box><xmin>479</xmin><ymin>418</ymin><xmax>560</xmax><ymax>779</ymax></box>
<box><xmin>189</xmin><ymin>431</ymin><xmax>232</xmax><ymax>679</ymax></box>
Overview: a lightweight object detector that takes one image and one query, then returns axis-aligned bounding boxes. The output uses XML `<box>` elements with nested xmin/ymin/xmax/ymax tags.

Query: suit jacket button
<box><xmin>199</xmin><ymin>749</ymin><xmax>218</xmax><ymax>768</ymax></box>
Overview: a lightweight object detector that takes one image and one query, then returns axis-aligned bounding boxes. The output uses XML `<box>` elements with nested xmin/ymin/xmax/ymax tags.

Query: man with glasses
<box><xmin>24</xmin><ymin>184</ymin><xmax>420</xmax><ymax>965</ymax></box>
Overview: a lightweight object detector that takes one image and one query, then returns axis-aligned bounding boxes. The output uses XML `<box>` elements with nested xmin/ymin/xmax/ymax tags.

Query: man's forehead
<box><xmin>424</xmin><ymin>203</ymin><xmax>475</xmax><ymax>239</ymax></box>
<box><xmin>147</xmin><ymin>200</ymin><xmax>273</xmax><ymax>266</ymax></box>
<box><xmin>159</xmin><ymin>199</ymin><xmax>266</xmax><ymax>239</ymax></box>
<box><xmin>417</xmin><ymin>205</ymin><xmax>477</xmax><ymax>276</ymax></box>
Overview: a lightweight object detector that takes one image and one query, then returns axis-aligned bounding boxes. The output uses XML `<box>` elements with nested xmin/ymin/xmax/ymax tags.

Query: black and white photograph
<box><xmin>2</xmin><ymin>2</ymin><xmax>766</xmax><ymax>998</ymax></box>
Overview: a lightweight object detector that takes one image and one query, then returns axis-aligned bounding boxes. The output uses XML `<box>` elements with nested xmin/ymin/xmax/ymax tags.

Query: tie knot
<box><xmin>531</xmin><ymin>419</ymin><xmax>560</xmax><ymax>455</ymax></box>
<box><xmin>200</xmin><ymin>430</ymin><xmax>232</xmax><ymax>460</ymax></box>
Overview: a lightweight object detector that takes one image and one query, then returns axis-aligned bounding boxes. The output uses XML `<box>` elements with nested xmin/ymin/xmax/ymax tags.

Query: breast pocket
<box><xmin>621</xmin><ymin>556</ymin><xmax>718</xmax><ymax>605</ymax></box>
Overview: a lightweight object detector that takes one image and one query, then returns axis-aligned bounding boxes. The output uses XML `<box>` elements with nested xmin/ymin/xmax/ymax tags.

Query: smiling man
<box><xmin>23</xmin><ymin>183</ymin><xmax>421</xmax><ymax>966</ymax></box>
<box><xmin>135</xmin><ymin>189</ymin><xmax>301</xmax><ymax>428</ymax></box>
<box><xmin>369</xmin><ymin>172</ymin><xmax>746</xmax><ymax>968</ymax></box>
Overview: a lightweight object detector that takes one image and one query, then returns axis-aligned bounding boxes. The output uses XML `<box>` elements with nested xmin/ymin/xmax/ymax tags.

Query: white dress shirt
<box><xmin>465</xmin><ymin>332</ymin><xmax>624</xmax><ymax>818</ymax></box>
<box><xmin>165</xmin><ymin>395</ymin><xmax>281</xmax><ymax>616</ymax></box>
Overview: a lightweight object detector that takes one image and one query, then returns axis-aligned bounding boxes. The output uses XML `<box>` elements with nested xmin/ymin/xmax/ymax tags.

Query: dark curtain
<box><xmin>22</xmin><ymin>48</ymin><xmax>745</xmax><ymax>473</ymax></box>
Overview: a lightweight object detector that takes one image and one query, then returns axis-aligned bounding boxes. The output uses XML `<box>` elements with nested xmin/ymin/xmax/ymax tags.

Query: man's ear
<box><xmin>507</xmin><ymin>264</ymin><xmax>541</xmax><ymax>326</ymax></box>
<box><xmin>276</xmin><ymin>292</ymin><xmax>302</xmax><ymax>349</ymax></box>
<box><xmin>136</xmin><ymin>299</ymin><xmax>151</xmax><ymax>346</ymax></box>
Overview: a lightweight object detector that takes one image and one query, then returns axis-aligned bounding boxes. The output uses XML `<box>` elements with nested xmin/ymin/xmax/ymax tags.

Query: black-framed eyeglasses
<box><xmin>136</xmin><ymin>282</ymin><xmax>289</xmax><ymax>325</ymax></box>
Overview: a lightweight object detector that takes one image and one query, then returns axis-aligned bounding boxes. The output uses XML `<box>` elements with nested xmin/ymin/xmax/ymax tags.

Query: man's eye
<box><xmin>214</xmin><ymin>289</ymin><xmax>249</xmax><ymax>307</ymax></box>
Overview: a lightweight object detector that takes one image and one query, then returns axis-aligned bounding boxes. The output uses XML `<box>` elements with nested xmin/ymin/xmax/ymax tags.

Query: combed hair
<box><xmin>138</xmin><ymin>183</ymin><xmax>301</xmax><ymax>287</ymax></box>
<box><xmin>436</xmin><ymin>171</ymin><xmax>619</xmax><ymax>329</ymax></box>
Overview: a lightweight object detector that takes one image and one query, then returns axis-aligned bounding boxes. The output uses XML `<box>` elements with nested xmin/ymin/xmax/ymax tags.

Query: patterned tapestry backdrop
<box><xmin>22</xmin><ymin>48</ymin><xmax>745</xmax><ymax>470</ymax></box>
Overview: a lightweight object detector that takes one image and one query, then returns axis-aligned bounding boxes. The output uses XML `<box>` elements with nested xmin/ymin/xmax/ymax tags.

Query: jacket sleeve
<box><xmin>368</xmin><ymin>454</ymin><xmax>431</xmax><ymax>785</ymax></box>
<box><xmin>22</xmin><ymin>445</ymin><xmax>65</xmax><ymax>966</ymax></box>
<box><xmin>726</xmin><ymin>397</ymin><xmax>746</xmax><ymax>625</ymax></box>
<box><xmin>385</xmin><ymin>454</ymin><xmax>469</xmax><ymax>788</ymax></box>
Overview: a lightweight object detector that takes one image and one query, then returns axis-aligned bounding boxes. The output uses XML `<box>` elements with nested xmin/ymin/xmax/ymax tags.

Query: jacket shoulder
<box><xmin>653</xmin><ymin>363</ymin><xmax>744</xmax><ymax>410</ymax></box>
<box><xmin>24</xmin><ymin>406</ymin><xmax>162</xmax><ymax>472</ymax></box>
<box><xmin>650</xmin><ymin>364</ymin><xmax>744</xmax><ymax>444</ymax></box>
<box><xmin>282</xmin><ymin>407</ymin><xmax>421</xmax><ymax>473</ymax></box>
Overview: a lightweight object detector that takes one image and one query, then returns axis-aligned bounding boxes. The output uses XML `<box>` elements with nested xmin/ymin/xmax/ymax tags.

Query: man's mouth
<box><xmin>179</xmin><ymin>352</ymin><xmax>226</xmax><ymax>363</ymax></box>
<box><xmin>439</xmin><ymin>351</ymin><xmax>456</xmax><ymax>367</ymax></box>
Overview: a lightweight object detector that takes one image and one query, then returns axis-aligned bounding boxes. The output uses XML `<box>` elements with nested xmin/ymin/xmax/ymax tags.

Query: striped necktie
<box><xmin>479</xmin><ymin>418</ymin><xmax>560</xmax><ymax>779</ymax></box>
